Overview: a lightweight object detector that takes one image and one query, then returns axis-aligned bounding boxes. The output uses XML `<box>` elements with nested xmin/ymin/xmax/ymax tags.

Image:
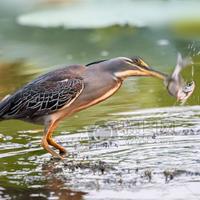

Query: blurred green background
<box><xmin>0</xmin><ymin>1</ymin><xmax>200</xmax><ymax>199</ymax></box>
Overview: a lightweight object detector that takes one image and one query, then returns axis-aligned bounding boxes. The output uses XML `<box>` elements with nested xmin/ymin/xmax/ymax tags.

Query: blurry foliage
<box><xmin>171</xmin><ymin>20</ymin><xmax>200</xmax><ymax>39</ymax></box>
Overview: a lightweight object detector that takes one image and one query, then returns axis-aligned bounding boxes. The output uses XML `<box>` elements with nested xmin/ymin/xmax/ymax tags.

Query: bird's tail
<box><xmin>0</xmin><ymin>95</ymin><xmax>11</xmax><ymax>121</ymax></box>
<box><xmin>0</xmin><ymin>102</ymin><xmax>5</xmax><ymax>121</ymax></box>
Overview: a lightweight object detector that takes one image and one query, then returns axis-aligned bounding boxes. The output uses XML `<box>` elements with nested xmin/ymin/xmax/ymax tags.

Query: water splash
<box><xmin>188</xmin><ymin>41</ymin><xmax>200</xmax><ymax>57</ymax></box>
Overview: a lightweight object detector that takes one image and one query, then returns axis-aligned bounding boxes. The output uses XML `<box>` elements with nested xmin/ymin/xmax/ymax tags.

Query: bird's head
<box><xmin>112</xmin><ymin>56</ymin><xmax>167</xmax><ymax>80</ymax></box>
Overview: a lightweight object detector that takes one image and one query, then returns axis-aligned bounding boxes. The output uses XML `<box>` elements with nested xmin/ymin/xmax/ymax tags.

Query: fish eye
<box><xmin>187</xmin><ymin>82</ymin><xmax>192</xmax><ymax>86</ymax></box>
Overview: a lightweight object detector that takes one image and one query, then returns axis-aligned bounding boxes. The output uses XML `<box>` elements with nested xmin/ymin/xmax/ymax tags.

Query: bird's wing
<box><xmin>1</xmin><ymin>76</ymin><xmax>84</xmax><ymax>118</ymax></box>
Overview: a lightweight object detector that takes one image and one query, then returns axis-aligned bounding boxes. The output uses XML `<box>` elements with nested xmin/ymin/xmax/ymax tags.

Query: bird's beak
<box><xmin>125</xmin><ymin>61</ymin><xmax>168</xmax><ymax>80</ymax></box>
<box><xmin>139</xmin><ymin>67</ymin><xmax>168</xmax><ymax>80</ymax></box>
<box><xmin>115</xmin><ymin>61</ymin><xmax>168</xmax><ymax>80</ymax></box>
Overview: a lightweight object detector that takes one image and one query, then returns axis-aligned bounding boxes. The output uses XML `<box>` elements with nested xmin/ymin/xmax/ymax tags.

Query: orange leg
<box><xmin>41</xmin><ymin>121</ymin><xmax>67</xmax><ymax>159</ymax></box>
<box><xmin>47</xmin><ymin>123</ymin><xmax>67</xmax><ymax>157</ymax></box>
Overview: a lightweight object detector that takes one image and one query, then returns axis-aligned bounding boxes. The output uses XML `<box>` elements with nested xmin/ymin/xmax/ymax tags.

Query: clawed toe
<box><xmin>59</xmin><ymin>149</ymin><xmax>68</xmax><ymax>158</ymax></box>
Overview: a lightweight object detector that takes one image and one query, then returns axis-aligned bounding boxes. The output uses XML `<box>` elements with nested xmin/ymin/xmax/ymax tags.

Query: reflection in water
<box><xmin>0</xmin><ymin>184</ymin><xmax>86</xmax><ymax>200</ymax></box>
<box><xmin>0</xmin><ymin>161</ymin><xmax>86</xmax><ymax>200</ymax></box>
<box><xmin>42</xmin><ymin>162</ymin><xmax>86</xmax><ymax>200</ymax></box>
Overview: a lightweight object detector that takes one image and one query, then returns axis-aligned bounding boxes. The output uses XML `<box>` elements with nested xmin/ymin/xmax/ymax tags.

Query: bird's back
<box><xmin>0</xmin><ymin>64</ymin><xmax>85</xmax><ymax>123</ymax></box>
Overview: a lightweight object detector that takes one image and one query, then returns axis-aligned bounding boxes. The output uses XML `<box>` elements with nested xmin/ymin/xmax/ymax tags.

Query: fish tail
<box><xmin>173</xmin><ymin>53</ymin><xmax>192</xmax><ymax>78</ymax></box>
<box><xmin>177</xmin><ymin>53</ymin><xmax>193</xmax><ymax>69</ymax></box>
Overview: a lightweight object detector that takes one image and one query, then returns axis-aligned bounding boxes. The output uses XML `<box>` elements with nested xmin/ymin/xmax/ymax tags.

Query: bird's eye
<box><xmin>130</xmin><ymin>56</ymin><xmax>143</xmax><ymax>65</ymax></box>
<box><xmin>134</xmin><ymin>58</ymin><xmax>140</xmax><ymax>63</ymax></box>
<box><xmin>135</xmin><ymin>59</ymin><xmax>139</xmax><ymax>62</ymax></box>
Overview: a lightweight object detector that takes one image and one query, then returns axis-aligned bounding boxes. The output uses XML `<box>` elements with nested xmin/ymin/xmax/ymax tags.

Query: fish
<box><xmin>165</xmin><ymin>53</ymin><xmax>195</xmax><ymax>104</ymax></box>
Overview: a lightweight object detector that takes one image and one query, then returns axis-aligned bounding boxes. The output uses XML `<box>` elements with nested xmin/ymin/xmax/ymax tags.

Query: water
<box><xmin>1</xmin><ymin>0</ymin><xmax>200</xmax><ymax>199</ymax></box>
<box><xmin>1</xmin><ymin>107</ymin><xmax>200</xmax><ymax>199</ymax></box>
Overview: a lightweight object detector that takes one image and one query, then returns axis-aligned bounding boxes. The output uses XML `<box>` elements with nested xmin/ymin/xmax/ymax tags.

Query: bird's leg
<box><xmin>46</xmin><ymin>121</ymin><xmax>68</xmax><ymax>157</ymax></box>
<box><xmin>48</xmin><ymin>138</ymin><xmax>67</xmax><ymax>157</ymax></box>
<box><xmin>41</xmin><ymin>135</ymin><xmax>63</xmax><ymax>159</ymax></box>
<box><xmin>42</xmin><ymin>121</ymin><xmax>64</xmax><ymax>159</ymax></box>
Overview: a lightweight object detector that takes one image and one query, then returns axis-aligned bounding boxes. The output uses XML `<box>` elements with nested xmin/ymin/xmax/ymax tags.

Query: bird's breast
<box><xmin>74</xmin><ymin>80</ymin><xmax>122</xmax><ymax>112</ymax></box>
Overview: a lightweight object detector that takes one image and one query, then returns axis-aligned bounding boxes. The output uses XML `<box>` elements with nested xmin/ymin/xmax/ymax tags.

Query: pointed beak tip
<box><xmin>145</xmin><ymin>67</ymin><xmax>167</xmax><ymax>80</ymax></box>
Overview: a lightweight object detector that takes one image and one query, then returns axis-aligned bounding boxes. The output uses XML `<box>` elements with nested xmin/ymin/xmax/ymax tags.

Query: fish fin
<box><xmin>177</xmin><ymin>53</ymin><xmax>193</xmax><ymax>69</ymax></box>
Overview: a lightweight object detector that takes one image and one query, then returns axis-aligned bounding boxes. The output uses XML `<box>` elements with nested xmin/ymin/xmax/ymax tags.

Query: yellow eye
<box><xmin>132</xmin><ymin>57</ymin><xmax>141</xmax><ymax>64</ymax></box>
<box><xmin>135</xmin><ymin>58</ymin><xmax>140</xmax><ymax>63</ymax></box>
<box><xmin>131</xmin><ymin>56</ymin><xmax>150</xmax><ymax>68</ymax></box>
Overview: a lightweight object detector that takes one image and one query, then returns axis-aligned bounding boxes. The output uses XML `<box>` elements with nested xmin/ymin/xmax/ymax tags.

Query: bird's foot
<box><xmin>59</xmin><ymin>149</ymin><xmax>68</xmax><ymax>158</ymax></box>
<box><xmin>50</xmin><ymin>151</ymin><xmax>67</xmax><ymax>161</ymax></box>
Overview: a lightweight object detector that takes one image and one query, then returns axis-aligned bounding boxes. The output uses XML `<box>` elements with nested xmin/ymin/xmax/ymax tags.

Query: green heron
<box><xmin>0</xmin><ymin>57</ymin><xmax>166</xmax><ymax>159</ymax></box>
